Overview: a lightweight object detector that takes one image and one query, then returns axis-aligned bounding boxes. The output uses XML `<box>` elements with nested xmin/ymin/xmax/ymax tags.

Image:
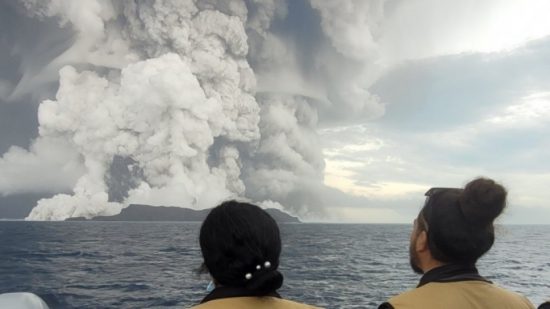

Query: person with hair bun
<box><xmin>379</xmin><ymin>177</ymin><xmax>535</xmax><ymax>309</ymax></box>
<box><xmin>191</xmin><ymin>200</ymin><xmax>319</xmax><ymax>309</ymax></box>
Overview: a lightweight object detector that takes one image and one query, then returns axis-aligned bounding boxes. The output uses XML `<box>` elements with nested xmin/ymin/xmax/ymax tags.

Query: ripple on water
<box><xmin>0</xmin><ymin>223</ymin><xmax>548</xmax><ymax>308</ymax></box>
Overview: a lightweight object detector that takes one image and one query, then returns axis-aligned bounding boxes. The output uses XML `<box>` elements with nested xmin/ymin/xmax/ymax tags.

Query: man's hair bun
<box><xmin>459</xmin><ymin>177</ymin><xmax>507</xmax><ymax>227</ymax></box>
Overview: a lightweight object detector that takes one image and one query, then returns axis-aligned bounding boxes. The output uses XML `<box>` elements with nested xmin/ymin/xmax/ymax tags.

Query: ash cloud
<box><xmin>0</xmin><ymin>0</ymin><xmax>387</xmax><ymax>220</ymax></box>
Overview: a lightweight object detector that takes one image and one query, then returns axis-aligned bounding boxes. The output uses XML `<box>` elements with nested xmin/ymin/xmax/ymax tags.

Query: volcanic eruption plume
<box><xmin>0</xmin><ymin>0</ymin><xmax>385</xmax><ymax>220</ymax></box>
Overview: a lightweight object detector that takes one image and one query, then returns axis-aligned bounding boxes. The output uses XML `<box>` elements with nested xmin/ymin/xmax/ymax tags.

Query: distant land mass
<box><xmin>66</xmin><ymin>204</ymin><xmax>301</xmax><ymax>223</ymax></box>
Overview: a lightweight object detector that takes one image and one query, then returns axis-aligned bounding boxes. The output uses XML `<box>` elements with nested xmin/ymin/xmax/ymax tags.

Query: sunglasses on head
<box><xmin>424</xmin><ymin>187</ymin><xmax>462</xmax><ymax>204</ymax></box>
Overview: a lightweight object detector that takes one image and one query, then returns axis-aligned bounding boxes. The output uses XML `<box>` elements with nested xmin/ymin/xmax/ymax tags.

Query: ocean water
<box><xmin>0</xmin><ymin>222</ymin><xmax>548</xmax><ymax>308</ymax></box>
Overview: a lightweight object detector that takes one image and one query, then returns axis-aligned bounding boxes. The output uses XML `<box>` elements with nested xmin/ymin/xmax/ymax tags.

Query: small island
<box><xmin>67</xmin><ymin>204</ymin><xmax>301</xmax><ymax>223</ymax></box>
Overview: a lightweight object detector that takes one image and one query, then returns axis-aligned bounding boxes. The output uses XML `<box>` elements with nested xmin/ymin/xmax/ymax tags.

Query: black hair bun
<box><xmin>245</xmin><ymin>270</ymin><xmax>284</xmax><ymax>295</ymax></box>
<box><xmin>460</xmin><ymin>177</ymin><xmax>507</xmax><ymax>226</ymax></box>
<box><xmin>200</xmin><ymin>201</ymin><xmax>282</xmax><ymax>293</ymax></box>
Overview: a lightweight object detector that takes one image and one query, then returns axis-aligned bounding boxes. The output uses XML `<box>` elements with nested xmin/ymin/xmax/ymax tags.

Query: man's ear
<box><xmin>416</xmin><ymin>230</ymin><xmax>429</xmax><ymax>253</ymax></box>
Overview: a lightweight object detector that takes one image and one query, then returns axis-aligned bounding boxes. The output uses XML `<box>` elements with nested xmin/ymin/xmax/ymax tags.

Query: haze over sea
<box><xmin>0</xmin><ymin>222</ymin><xmax>548</xmax><ymax>309</ymax></box>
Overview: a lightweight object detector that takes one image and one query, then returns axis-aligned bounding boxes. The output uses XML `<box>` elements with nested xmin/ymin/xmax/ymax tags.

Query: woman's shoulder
<box><xmin>189</xmin><ymin>296</ymin><xmax>321</xmax><ymax>309</ymax></box>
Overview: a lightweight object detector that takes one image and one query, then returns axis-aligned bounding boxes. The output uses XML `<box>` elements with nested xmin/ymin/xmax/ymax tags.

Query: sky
<box><xmin>0</xmin><ymin>0</ymin><xmax>549</xmax><ymax>223</ymax></box>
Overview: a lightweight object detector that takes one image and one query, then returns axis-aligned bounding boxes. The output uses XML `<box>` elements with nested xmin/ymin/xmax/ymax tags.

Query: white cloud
<box><xmin>320</xmin><ymin>87</ymin><xmax>550</xmax><ymax>222</ymax></box>
<box><xmin>0</xmin><ymin>79</ymin><xmax>12</xmax><ymax>100</ymax></box>
<box><xmin>487</xmin><ymin>92</ymin><xmax>550</xmax><ymax>126</ymax></box>
<box><xmin>378</xmin><ymin>0</ymin><xmax>550</xmax><ymax>64</ymax></box>
<box><xmin>0</xmin><ymin>137</ymin><xmax>84</xmax><ymax>195</ymax></box>
<box><xmin>500</xmin><ymin>172</ymin><xmax>550</xmax><ymax>210</ymax></box>
<box><xmin>328</xmin><ymin>206</ymin><xmax>410</xmax><ymax>224</ymax></box>
<box><xmin>11</xmin><ymin>0</ymin><xmax>134</xmax><ymax>100</ymax></box>
<box><xmin>325</xmin><ymin>169</ymin><xmax>427</xmax><ymax>200</ymax></box>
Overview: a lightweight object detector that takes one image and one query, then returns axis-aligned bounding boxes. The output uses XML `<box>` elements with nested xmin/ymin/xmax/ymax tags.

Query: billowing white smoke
<box><xmin>0</xmin><ymin>137</ymin><xmax>84</xmax><ymax>195</ymax></box>
<box><xmin>241</xmin><ymin>0</ymin><xmax>387</xmax><ymax>216</ymax></box>
<box><xmin>243</xmin><ymin>94</ymin><xmax>325</xmax><ymax>217</ymax></box>
<box><xmin>30</xmin><ymin>54</ymin><xmax>245</xmax><ymax>220</ymax></box>
<box><xmin>309</xmin><ymin>0</ymin><xmax>384</xmax><ymax>60</ymax></box>
<box><xmin>24</xmin><ymin>0</ymin><xmax>263</xmax><ymax>220</ymax></box>
<box><xmin>2</xmin><ymin>0</ymin><xmax>387</xmax><ymax>220</ymax></box>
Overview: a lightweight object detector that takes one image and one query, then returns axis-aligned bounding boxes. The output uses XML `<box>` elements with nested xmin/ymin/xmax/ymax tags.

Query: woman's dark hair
<box><xmin>420</xmin><ymin>177</ymin><xmax>507</xmax><ymax>264</ymax></box>
<box><xmin>199</xmin><ymin>200</ymin><xmax>283</xmax><ymax>295</ymax></box>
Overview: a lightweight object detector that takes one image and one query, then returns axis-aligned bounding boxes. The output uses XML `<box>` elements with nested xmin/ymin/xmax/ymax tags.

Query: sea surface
<box><xmin>0</xmin><ymin>222</ymin><xmax>548</xmax><ymax>308</ymax></box>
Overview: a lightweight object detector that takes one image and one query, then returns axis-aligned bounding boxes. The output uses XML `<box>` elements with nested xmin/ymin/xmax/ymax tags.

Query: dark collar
<box><xmin>418</xmin><ymin>263</ymin><xmax>491</xmax><ymax>287</ymax></box>
<box><xmin>201</xmin><ymin>286</ymin><xmax>281</xmax><ymax>304</ymax></box>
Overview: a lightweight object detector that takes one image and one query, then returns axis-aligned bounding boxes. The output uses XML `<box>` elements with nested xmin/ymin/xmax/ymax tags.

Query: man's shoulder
<box><xmin>377</xmin><ymin>286</ymin><xmax>427</xmax><ymax>309</ymax></box>
<box><xmin>381</xmin><ymin>281</ymin><xmax>535</xmax><ymax>309</ymax></box>
<box><xmin>385</xmin><ymin>286</ymin><xmax>426</xmax><ymax>305</ymax></box>
<box><xmin>487</xmin><ymin>283</ymin><xmax>536</xmax><ymax>308</ymax></box>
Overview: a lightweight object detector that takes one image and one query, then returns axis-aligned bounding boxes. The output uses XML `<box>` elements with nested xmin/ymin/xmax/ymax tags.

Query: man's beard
<box><xmin>409</xmin><ymin>236</ymin><xmax>424</xmax><ymax>275</ymax></box>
